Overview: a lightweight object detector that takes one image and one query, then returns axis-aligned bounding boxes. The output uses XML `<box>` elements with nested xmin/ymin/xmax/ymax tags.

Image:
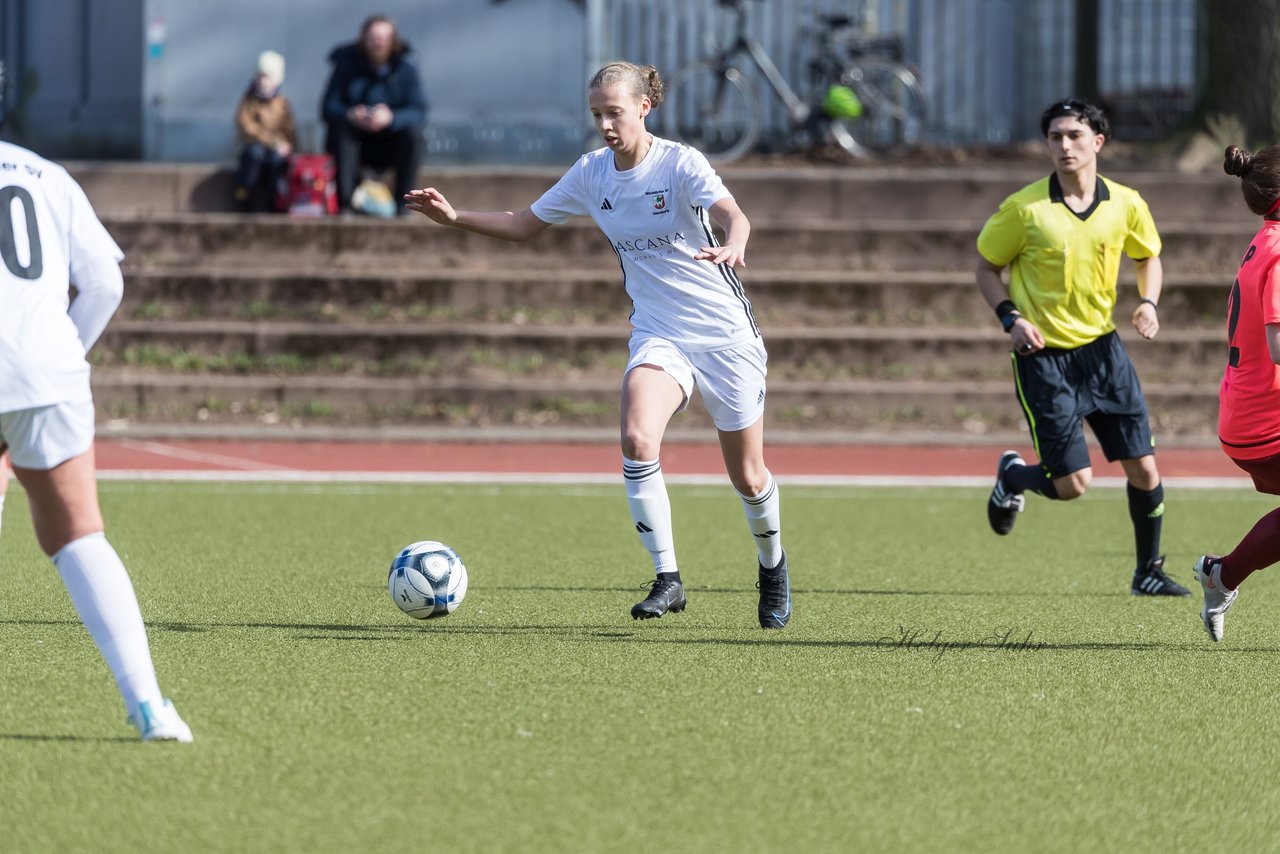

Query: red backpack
<box><xmin>278</xmin><ymin>153</ymin><xmax>338</xmax><ymax>217</ymax></box>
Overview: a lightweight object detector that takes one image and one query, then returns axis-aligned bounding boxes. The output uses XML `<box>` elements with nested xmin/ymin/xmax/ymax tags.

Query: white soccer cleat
<box><xmin>129</xmin><ymin>698</ymin><xmax>193</xmax><ymax>743</ymax></box>
<box><xmin>1193</xmin><ymin>556</ymin><xmax>1238</xmax><ymax>643</ymax></box>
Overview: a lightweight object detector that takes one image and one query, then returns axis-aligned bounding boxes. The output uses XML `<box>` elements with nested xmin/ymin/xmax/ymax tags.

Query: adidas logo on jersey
<box><xmin>600</xmin><ymin>197</ymin><xmax>613</xmax><ymax>211</ymax></box>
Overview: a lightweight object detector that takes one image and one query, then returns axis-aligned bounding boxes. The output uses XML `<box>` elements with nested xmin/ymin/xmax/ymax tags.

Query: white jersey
<box><xmin>0</xmin><ymin>142</ymin><xmax>123</xmax><ymax>413</ymax></box>
<box><xmin>530</xmin><ymin>136</ymin><xmax>759</xmax><ymax>351</ymax></box>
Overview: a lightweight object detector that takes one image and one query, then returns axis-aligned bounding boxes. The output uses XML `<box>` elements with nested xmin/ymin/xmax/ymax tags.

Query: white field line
<box><xmin>110</xmin><ymin>439</ymin><xmax>296</xmax><ymax>471</ymax></box>
<box><xmin>88</xmin><ymin>470</ymin><xmax>1256</xmax><ymax>489</ymax></box>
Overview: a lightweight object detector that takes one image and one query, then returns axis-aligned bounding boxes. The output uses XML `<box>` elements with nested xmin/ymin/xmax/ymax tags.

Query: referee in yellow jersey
<box><xmin>976</xmin><ymin>98</ymin><xmax>1189</xmax><ymax>597</ymax></box>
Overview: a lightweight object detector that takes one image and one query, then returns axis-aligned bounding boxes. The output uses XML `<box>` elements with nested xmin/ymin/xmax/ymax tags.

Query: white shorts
<box><xmin>0</xmin><ymin>399</ymin><xmax>96</xmax><ymax>470</ymax></box>
<box><xmin>626</xmin><ymin>335</ymin><xmax>768</xmax><ymax>432</ymax></box>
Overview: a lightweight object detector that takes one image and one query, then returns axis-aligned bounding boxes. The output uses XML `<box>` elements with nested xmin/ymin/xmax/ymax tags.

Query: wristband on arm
<box><xmin>995</xmin><ymin>300</ymin><xmax>1020</xmax><ymax>333</ymax></box>
<box><xmin>1139</xmin><ymin>297</ymin><xmax>1158</xmax><ymax>309</ymax></box>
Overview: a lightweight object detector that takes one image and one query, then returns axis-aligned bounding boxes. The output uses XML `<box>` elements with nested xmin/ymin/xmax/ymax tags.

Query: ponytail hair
<box><xmin>589</xmin><ymin>61</ymin><xmax>665</xmax><ymax>108</ymax></box>
<box><xmin>1225</xmin><ymin>144</ymin><xmax>1280</xmax><ymax>217</ymax></box>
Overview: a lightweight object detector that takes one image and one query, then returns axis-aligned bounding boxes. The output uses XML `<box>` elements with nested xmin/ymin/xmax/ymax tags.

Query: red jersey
<box><xmin>1220</xmin><ymin>220</ymin><xmax>1280</xmax><ymax>459</ymax></box>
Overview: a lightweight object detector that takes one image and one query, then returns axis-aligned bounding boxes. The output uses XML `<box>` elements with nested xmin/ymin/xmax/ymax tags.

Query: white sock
<box><xmin>0</xmin><ymin>493</ymin><xmax>6</xmax><ymax>540</ymax></box>
<box><xmin>739</xmin><ymin>474</ymin><xmax>783</xmax><ymax>569</ymax></box>
<box><xmin>623</xmin><ymin>456</ymin><xmax>677</xmax><ymax>575</ymax></box>
<box><xmin>52</xmin><ymin>532</ymin><xmax>164</xmax><ymax>715</ymax></box>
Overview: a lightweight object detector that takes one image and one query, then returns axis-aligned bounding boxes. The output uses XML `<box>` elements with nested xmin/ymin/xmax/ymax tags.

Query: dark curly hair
<box><xmin>1040</xmin><ymin>98</ymin><xmax>1110</xmax><ymax>138</ymax></box>
<box><xmin>1224</xmin><ymin>145</ymin><xmax>1280</xmax><ymax>217</ymax></box>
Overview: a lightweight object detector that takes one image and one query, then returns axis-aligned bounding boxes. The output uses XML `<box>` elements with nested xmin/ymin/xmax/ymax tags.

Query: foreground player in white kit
<box><xmin>406</xmin><ymin>61</ymin><xmax>790</xmax><ymax>628</ymax></box>
<box><xmin>0</xmin><ymin>141</ymin><xmax>192</xmax><ymax>740</ymax></box>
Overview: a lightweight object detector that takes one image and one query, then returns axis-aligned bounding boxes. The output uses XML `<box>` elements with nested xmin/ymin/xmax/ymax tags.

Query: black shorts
<box><xmin>1011</xmin><ymin>331</ymin><xmax>1154</xmax><ymax>478</ymax></box>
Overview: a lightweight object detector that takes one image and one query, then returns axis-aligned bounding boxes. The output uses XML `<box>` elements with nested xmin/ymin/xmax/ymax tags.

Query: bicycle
<box><xmin>662</xmin><ymin>0</ymin><xmax>927</xmax><ymax>163</ymax></box>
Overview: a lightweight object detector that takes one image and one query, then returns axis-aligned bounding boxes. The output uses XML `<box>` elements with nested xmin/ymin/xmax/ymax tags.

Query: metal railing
<box><xmin>594</xmin><ymin>0</ymin><xmax>1200</xmax><ymax>149</ymax></box>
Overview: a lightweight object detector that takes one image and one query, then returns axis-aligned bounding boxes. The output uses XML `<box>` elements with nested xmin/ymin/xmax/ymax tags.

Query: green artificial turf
<box><xmin>1</xmin><ymin>480</ymin><xmax>1278</xmax><ymax>852</ymax></box>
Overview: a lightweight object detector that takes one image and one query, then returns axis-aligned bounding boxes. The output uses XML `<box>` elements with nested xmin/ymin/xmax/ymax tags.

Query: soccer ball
<box><xmin>388</xmin><ymin>541</ymin><xmax>469</xmax><ymax>620</ymax></box>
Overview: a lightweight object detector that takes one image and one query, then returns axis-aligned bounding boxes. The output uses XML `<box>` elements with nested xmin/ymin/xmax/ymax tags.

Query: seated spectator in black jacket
<box><xmin>321</xmin><ymin>15</ymin><xmax>426</xmax><ymax>214</ymax></box>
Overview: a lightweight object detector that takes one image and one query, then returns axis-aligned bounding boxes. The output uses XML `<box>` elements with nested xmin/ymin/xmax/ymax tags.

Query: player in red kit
<box><xmin>1194</xmin><ymin>143</ymin><xmax>1280</xmax><ymax>641</ymax></box>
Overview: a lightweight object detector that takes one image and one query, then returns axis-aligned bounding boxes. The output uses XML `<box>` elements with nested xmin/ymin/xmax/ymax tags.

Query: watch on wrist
<box><xmin>1000</xmin><ymin>311</ymin><xmax>1020</xmax><ymax>333</ymax></box>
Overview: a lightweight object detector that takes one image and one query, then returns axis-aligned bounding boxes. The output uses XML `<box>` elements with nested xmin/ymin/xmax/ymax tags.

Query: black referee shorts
<box><xmin>1011</xmin><ymin>330</ymin><xmax>1154</xmax><ymax>479</ymax></box>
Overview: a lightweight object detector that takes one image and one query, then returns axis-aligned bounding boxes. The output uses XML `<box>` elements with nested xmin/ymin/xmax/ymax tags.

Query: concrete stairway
<box><xmin>76</xmin><ymin>164</ymin><xmax>1251</xmax><ymax>441</ymax></box>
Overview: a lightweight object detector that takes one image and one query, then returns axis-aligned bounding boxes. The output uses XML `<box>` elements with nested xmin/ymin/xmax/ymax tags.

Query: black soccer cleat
<box><xmin>631</xmin><ymin>575</ymin><xmax>687</xmax><ymax>619</ymax></box>
<box><xmin>1130</xmin><ymin>555</ymin><xmax>1192</xmax><ymax>597</ymax></box>
<box><xmin>757</xmin><ymin>552</ymin><xmax>791</xmax><ymax>629</ymax></box>
<box><xmin>987</xmin><ymin>450</ymin><xmax>1027</xmax><ymax>536</ymax></box>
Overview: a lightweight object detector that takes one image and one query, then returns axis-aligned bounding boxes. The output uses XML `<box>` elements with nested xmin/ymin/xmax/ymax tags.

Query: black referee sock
<box><xmin>1128</xmin><ymin>482</ymin><xmax>1165</xmax><ymax>570</ymax></box>
<box><xmin>1005</xmin><ymin>462</ymin><xmax>1060</xmax><ymax>499</ymax></box>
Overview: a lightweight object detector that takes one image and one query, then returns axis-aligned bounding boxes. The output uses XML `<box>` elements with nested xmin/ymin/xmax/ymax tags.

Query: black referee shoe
<box><xmin>757</xmin><ymin>552</ymin><xmax>791</xmax><ymax>629</ymax></box>
<box><xmin>1131</xmin><ymin>556</ymin><xmax>1191</xmax><ymax>597</ymax></box>
<box><xmin>631</xmin><ymin>575</ymin><xmax>686</xmax><ymax>619</ymax></box>
<box><xmin>987</xmin><ymin>450</ymin><xmax>1027</xmax><ymax>536</ymax></box>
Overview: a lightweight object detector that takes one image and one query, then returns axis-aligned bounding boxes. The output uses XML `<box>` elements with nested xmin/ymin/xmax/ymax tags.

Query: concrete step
<box><xmin>69</xmin><ymin>162</ymin><xmax>1247</xmax><ymax>442</ymax></box>
<box><xmin>72</xmin><ymin>162</ymin><xmax>1258</xmax><ymax>226</ymax></box>
<box><xmin>434</xmin><ymin>169</ymin><xmax>1253</xmax><ymax>229</ymax></box>
<box><xmin>94</xmin><ymin>320</ymin><xmax>1227</xmax><ymax>384</ymax></box>
<box><xmin>90</xmin><ymin>370</ymin><xmax>1219</xmax><ymax>436</ymax></box>
<box><xmin>107</xmin><ymin>214</ymin><xmax>1248</xmax><ymax>274</ymax></box>
<box><xmin>117</xmin><ymin>267</ymin><xmax>1233</xmax><ymax>328</ymax></box>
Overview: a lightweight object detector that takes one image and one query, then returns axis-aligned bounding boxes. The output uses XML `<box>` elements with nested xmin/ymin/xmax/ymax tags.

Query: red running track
<box><xmin>91</xmin><ymin>438</ymin><xmax>1244</xmax><ymax>479</ymax></box>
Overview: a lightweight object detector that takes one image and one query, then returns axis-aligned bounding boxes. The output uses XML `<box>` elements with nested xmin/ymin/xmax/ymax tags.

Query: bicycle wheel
<box><xmin>662</xmin><ymin>60</ymin><xmax>761</xmax><ymax>163</ymax></box>
<box><xmin>829</xmin><ymin>59</ymin><xmax>926</xmax><ymax>155</ymax></box>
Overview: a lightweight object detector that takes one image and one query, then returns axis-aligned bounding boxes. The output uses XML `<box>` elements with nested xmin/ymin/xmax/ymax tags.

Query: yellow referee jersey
<box><xmin>977</xmin><ymin>173</ymin><xmax>1161</xmax><ymax>349</ymax></box>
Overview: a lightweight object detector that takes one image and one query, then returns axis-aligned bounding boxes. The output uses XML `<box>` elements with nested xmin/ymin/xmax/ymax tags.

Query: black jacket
<box><xmin>321</xmin><ymin>42</ymin><xmax>427</xmax><ymax>135</ymax></box>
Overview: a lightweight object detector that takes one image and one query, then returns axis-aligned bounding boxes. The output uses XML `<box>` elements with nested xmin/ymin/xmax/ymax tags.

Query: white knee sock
<box><xmin>0</xmin><ymin>493</ymin><xmax>6</xmax><ymax>540</ymax></box>
<box><xmin>739</xmin><ymin>474</ymin><xmax>783</xmax><ymax>569</ymax></box>
<box><xmin>52</xmin><ymin>532</ymin><xmax>164</xmax><ymax>714</ymax></box>
<box><xmin>623</xmin><ymin>457</ymin><xmax>677</xmax><ymax>575</ymax></box>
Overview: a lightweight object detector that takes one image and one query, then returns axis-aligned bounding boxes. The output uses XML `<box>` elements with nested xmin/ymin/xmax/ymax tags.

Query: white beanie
<box><xmin>258</xmin><ymin>50</ymin><xmax>285</xmax><ymax>88</ymax></box>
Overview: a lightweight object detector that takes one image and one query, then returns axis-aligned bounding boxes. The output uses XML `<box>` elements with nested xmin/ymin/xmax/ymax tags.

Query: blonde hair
<box><xmin>589</xmin><ymin>61</ymin><xmax>664</xmax><ymax>108</ymax></box>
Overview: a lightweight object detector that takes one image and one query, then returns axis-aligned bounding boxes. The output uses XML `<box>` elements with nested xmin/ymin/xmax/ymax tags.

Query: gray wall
<box><xmin>140</xmin><ymin>0</ymin><xmax>589</xmax><ymax>163</ymax></box>
<box><xmin>0</xmin><ymin>0</ymin><xmax>1199</xmax><ymax>162</ymax></box>
<box><xmin>1</xmin><ymin>0</ymin><xmax>144</xmax><ymax>158</ymax></box>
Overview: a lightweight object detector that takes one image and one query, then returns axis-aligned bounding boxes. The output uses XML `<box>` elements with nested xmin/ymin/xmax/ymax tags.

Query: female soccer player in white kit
<box><xmin>406</xmin><ymin>61</ymin><xmax>790</xmax><ymax>628</ymax></box>
<box><xmin>0</xmin><ymin>141</ymin><xmax>192</xmax><ymax>740</ymax></box>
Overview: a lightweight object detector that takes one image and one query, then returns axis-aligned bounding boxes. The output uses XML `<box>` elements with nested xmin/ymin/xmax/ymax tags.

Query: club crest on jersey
<box><xmin>646</xmin><ymin>189</ymin><xmax>671</xmax><ymax>215</ymax></box>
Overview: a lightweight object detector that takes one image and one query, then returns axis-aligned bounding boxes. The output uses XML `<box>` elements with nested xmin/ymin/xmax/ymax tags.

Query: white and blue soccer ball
<box><xmin>388</xmin><ymin>540</ymin><xmax>469</xmax><ymax>620</ymax></box>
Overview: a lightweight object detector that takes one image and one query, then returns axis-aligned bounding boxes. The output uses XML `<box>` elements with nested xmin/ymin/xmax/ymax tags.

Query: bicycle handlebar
<box><xmin>708</xmin><ymin>0</ymin><xmax>905</xmax><ymax>79</ymax></box>
<box><xmin>719</xmin><ymin>1</ymin><xmax>867</xmax><ymax>40</ymax></box>
<box><xmin>818</xmin><ymin>14</ymin><xmax>855</xmax><ymax>29</ymax></box>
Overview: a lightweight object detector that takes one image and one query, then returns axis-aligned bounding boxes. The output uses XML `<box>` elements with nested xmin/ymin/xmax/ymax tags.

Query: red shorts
<box><xmin>1230</xmin><ymin>450</ymin><xmax>1280</xmax><ymax>495</ymax></box>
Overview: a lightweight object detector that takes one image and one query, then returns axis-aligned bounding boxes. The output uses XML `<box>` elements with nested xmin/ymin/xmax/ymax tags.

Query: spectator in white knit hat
<box><xmin>233</xmin><ymin>50</ymin><xmax>297</xmax><ymax>212</ymax></box>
